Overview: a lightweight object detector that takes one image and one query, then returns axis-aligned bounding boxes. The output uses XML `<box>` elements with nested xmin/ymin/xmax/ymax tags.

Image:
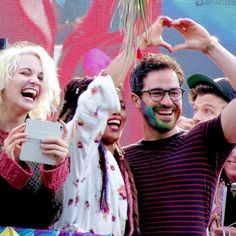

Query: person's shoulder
<box><xmin>123</xmin><ymin>142</ymin><xmax>143</xmax><ymax>163</ymax></box>
<box><xmin>189</xmin><ymin>115</ymin><xmax>221</xmax><ymax>135</ymax></box>
<box><xmin>178</xmin><ymin>116</ymin><xmax>222</xmax><ymax>145</ymax></box>
<box><xmin>123</xmin><ymin>141</ymin><xmax>142</xmax><ymax>152</ymax></box>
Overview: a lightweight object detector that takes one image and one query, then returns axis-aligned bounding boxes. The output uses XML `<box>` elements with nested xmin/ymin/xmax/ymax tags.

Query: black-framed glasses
<box><xmin>140</xmin><ymin>88</ymin><xmax>185</xmax><ymax>102</ymax></box>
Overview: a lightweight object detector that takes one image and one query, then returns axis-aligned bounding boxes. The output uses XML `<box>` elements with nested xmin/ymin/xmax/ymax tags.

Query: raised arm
<box><xmin>172</xmin><ymin>18</ymin><xmax>236</xmax><ymax>143</ymax></box>
<box><xmin>172</xmin><ymin>18</ymin><xmax>236</xmax><ymax>89</ymax></box>
<box><xmin>220</xmin><ymin>98</ymin><xmax>236</xmax><ymax>143</ymax></box>
<box><xmin>106</xmin><ymin>16</ymin><xmax>173</xmax><ymax>88</ymax></box>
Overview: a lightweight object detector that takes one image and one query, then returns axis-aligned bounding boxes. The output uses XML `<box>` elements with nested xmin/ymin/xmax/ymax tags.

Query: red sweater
<box><xmin>0</xmin><ymin>129</ymin><xmax>69</xmax><ymax>228</ymax></box>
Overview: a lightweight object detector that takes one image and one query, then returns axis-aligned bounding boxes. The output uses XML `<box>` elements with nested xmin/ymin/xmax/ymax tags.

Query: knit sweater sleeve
<box><xmin>41</xmin><ymin>157</ymin><xmax>69</xmax><ymax>192</ymax></box>
<box><xmin>0</xmin><ymin>151</ymin><xmax>33</xmax><ymax>189</ymax></box>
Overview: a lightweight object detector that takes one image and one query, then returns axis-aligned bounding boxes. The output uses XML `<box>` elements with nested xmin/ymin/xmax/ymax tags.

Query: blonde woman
<box><xmin>0</xmin><ymin>42</ymin><xmax>69</xmax><ymax>228</ymax></box>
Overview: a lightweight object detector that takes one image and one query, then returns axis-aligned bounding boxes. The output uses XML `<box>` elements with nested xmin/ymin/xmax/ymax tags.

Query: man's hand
<box><xmin>140</xmin><ymin>16</ymin><xmax>173</xmax><ymax>52</ymax></box>
<box><xmin>171</xmin><ymin>18</ymin><xmax>213</xmax><ymax>52</ymax></box>
<box><xmin>177</xmin><ymin>116</ymin><xmax>195</xmax><ymax>131</ymax></box>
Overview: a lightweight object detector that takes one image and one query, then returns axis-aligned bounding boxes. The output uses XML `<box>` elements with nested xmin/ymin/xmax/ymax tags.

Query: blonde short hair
<box><xmin>0</xmin><ymin>41</ymin><xmax>61</xmax><ymax>120</ymax></box>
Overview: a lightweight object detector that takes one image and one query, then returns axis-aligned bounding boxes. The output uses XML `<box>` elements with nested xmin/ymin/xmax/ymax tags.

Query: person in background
<box><xmin>177</xmin><ymin>75</ymin><xmax>236</xmax><ymax>131</ymax></box>
<box><xmin>178</xmin><ymin>74</ymin><xmax>236</xmax><ymax>235</ymax></box>
<box><xmin>54</xmin><ymin>15</ymin><xmax>174</xmax><ymax>235</ymax></box>
<box><xmin>124</xmin><ymin>17</ymin><xmax>236</xmax><ymax>235</ymax></box>
<box><xmin>0</xmin><ymin>41</ymin><xmax>69</xmax><ymax>229</ymax></box>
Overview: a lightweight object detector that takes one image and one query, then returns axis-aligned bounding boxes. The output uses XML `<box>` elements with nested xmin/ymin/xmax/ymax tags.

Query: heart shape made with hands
<box><xmin>145</xmin><ymin>16</ymin><xmax>212</xmax><ymax>53</ymax></box>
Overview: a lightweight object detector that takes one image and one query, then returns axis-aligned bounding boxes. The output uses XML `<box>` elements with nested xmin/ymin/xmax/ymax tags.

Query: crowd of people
<box><xmin>0</xmin><ymin>14</ymin><xmax>236</xmax><ymax>236</ymax></box>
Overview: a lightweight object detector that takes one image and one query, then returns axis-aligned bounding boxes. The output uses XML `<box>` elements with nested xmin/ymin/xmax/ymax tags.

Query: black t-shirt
<box><xmin>224</xmin><ymin>183</ymin><xmax>236</xmax><ymax>227</ymax></box>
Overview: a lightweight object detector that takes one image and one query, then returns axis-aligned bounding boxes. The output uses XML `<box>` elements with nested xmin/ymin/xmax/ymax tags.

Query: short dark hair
<box><xmin>189</xmin><ymin>84</ymin><xmax>226</xmax><ymax>103</ymax></box>
<box><xmin>130</xmin><ymin>53</ymin><xmax>184</xmax><ymax>95</ymax></box>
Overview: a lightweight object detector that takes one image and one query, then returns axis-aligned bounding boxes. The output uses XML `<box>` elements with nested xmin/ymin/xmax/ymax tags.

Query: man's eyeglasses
<box><xmin>140</xmin><ymin>88</ymin><xmax>185</xmax><ymax>102</ymax></box>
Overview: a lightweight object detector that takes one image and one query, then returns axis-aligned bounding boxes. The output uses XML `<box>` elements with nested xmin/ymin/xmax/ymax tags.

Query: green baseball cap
<box><xmin>187</xmin><ymin>74</ymin><xmax>236</xmax><ymax>102</ymax></box>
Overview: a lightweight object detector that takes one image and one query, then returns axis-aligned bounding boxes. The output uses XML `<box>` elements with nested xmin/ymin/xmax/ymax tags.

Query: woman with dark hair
<box><xmin>54</xmin><ymin>74</ymin><xmax>138</xmax><ymax>235</ymax></box>
<box><xmin>58</xmin><ymin>76</ymin><xmax>93</xmax><ymax>123</ymax></box>
<box><xmin>54</xmin><ymin>15</ymin><xmax>173</xmax><ymax>235</ymax></box>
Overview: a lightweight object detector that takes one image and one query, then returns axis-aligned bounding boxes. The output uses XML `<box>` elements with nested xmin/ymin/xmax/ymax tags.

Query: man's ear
<box><xmin>131</xmin><ymin>92</ymin><xmax>141</xmax><ymax>109</ymax></box>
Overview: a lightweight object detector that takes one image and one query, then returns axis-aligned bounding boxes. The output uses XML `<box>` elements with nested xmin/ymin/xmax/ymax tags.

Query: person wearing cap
<box><xmin>188</xmin><ymin>74</ymin><xmax>236</xmax><ymax>124</ymax></box>
<box><xmin>179</xmin><ymin>74</ymin><xmax>236</xmax><ymax>235</ymax></box>
<box><xmin>177</xmin><ymin>75</ymin><xmax>236</xmax><ymax>131</ymax></box>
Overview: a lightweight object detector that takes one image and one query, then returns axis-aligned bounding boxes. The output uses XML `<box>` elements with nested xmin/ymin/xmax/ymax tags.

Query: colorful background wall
<box><xmin>0</xmin><ymin>0</ymin><xmax>235</xmax><ymax>145</ymax></box>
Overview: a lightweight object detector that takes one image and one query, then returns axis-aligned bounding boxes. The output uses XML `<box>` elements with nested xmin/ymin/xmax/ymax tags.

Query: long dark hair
<box><xmin>59</xmin><ymin>76</ymin><xmax>139</xmax><ymax>234</ymax></box>
<box><xmin>58</xmin><ymin>76</ymin><xmax>110</xmax><ymax>211</ymax></box>
<box><xmin>58</xmin><ymin>77</ymin><xmax>93</xmax><ymax>123</ymax></box>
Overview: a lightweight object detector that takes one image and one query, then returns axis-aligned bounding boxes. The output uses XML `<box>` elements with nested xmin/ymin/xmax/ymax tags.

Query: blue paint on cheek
<box><xmin>141</xmin><ymin>101</ymin><xmax>159</xmax><ymax>127</ymax></box>
<box><xmin>141</xmin><ymin>100</ymin><xmax>178</xmax><ymax>131</ymax></box>
<box><xmin>146</xmin><ymin>107</ymin><xmax>158</xmax><ymax>125</ymax></box>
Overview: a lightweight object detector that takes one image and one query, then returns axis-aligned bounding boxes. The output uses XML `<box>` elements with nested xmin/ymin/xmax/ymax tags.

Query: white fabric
<box><xmin>54</xmin><ymin>74</ymin><xmax>128</xmax><ymax>236</ymax></box>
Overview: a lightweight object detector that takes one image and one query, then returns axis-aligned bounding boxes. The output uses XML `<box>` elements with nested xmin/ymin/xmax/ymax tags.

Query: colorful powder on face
<box><xmin>141</xmin><ymin>100</ymin><xmax>178</xmax><ymax>132</ymax></box>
